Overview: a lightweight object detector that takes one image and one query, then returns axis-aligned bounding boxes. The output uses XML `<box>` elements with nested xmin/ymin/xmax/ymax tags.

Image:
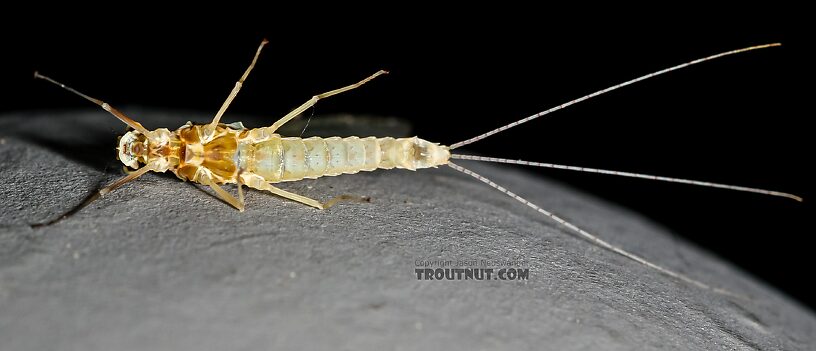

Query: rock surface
<box><xmin>1</xmin><ymin>110</ymin><xmax>814</xmax><ymax>350</ymax></box>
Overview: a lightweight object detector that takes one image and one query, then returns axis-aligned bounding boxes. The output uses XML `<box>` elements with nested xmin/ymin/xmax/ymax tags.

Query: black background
<box><xmin>2</xmin><ymin>10</ymin><xmax>811</xmax><ymax>309</ymax></box>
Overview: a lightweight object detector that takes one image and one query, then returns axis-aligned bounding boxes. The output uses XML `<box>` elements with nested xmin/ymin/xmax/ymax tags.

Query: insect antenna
<box><xmin>33</xmin><ymin>71</ymin><xmax>153</xmax><ymax>137</ymax></box>
<box><xmin>450</xmin><ymin>154</ymin><xmax>802</xmax><ymax>202</ymax></box>
<box><xmin>446</xmin><ymin>161</ymin><xmax>746</xmax><ymax>299</ymax></box>
<box><xmin>449</xmin><ymin>43</ymin><xmax>781</xmax><ymax>150</ymax></box>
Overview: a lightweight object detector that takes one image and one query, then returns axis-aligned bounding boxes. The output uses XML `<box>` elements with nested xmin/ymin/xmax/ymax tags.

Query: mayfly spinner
<box><xmin>35</xmin><ymin>40</ymin><xmax>800</xmax><ymax>297</ymax></box>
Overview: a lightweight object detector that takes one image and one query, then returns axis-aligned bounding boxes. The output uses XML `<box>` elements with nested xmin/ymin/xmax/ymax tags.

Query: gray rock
<box><xmin>1</xmin><ymin>110</ymin><xmax>814</xmax><ymax>350</ymax></box>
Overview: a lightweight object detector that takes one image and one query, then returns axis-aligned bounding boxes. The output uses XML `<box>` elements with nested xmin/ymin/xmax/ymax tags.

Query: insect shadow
<box><xmin>4</xmin><ymin>110</ymin><xmax>123</xmax><ymax>171</ymax></box>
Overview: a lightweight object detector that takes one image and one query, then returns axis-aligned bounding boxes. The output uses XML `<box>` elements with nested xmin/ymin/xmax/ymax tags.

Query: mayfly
<box><xmin>35</xmin><ymin>40</ymin><xmax>800</xmax><ymax>297</ymax></box>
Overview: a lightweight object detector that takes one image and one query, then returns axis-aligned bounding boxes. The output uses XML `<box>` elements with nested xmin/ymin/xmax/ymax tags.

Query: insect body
<box><xmin>36</xmin><ymin>40</ymin><xmax>447</xmax><ymax>212</ymax></box>
<box><xmin>116</xmin><ymin>119</ymin><xmax>449</xmax><ymax>211</ymax></box>
<box><xmin>35</xmin><ymin>40</ymin><xmax>799</xmax><ymax>298</ymax></box>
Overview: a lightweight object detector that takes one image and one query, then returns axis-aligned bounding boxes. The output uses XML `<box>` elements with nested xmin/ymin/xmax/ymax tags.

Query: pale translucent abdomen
<box><xmin>247</xmin><ymin>135</ymin><xmax>450</xmax><ymax>183</ymax></box>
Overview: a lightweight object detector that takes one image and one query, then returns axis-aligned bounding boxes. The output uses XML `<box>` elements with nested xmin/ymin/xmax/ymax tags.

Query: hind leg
<box><xmin>268</xmin><ymin>70</ymin><xmax>388</xmax><ymax>133</ymax></box>
<box><xmin>260</xmin><ymin>183</ymin><xmax>368</xmax><ymax>210</ymax></box>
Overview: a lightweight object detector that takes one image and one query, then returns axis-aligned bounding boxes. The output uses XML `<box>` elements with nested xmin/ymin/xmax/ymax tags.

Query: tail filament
<box><xmin>451</xmin><ymin>154</ymin><xmax>801</xmax><ymax>202</ymax></box>
<box><xmin>447</xmin><ymin>161</ymin><xmax>745</xmax><ymax>299</ymax></box>
<box><xmin>449</xmin><ymin>43</ymin><xmax>781</xmax><ymax>150</ymax></box>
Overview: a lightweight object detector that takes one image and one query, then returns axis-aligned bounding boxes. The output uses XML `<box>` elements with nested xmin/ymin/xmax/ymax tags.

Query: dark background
<box><xmin>2</xmin><ymin>11</ymin><xmax>811</xmax><ymax>309</ymax></box>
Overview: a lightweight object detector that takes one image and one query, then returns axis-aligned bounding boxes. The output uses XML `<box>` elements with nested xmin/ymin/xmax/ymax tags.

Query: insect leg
<box><xmin>201</xmin><ymin>175</ymin><xmax>245</xmax><ymax>212</ymax></box>
<box><xmin>33</xmin><ymin>72</ymin><xmax>152</xmax><ymax>137</ymax></box>
<box><xmin>260</xmin><ymin>184</ymin><xmax>368</xmax><ymax>210</ymax></box>
<box><xmin>98</xmin><ymin>164</ymin><xmax>155</xmax><ymax>196</ymax></box>
<box><xmin>203</xmin><ymin>39</ymin><xmax>270</xmax><ymax>142</ymax></box>
<box><xmin>237</xmin><ymin>169</ymin><xmax>246</xmax><ymax>208</ymax></box>
<box><xmin>268</xmin><ymin>70</ymin><xmax>389</xmax><ymax>133</ymax></box>
<box><xmin>33</xmin><ymin>163</ymin><xmax>155</xmax><ymax>227</ymax></box>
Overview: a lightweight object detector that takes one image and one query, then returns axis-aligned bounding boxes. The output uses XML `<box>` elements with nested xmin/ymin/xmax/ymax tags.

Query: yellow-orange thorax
<box><xmin>174</xmin><ymin>123</ymin><xmax>241</xmax><ymax>183</ymax></box>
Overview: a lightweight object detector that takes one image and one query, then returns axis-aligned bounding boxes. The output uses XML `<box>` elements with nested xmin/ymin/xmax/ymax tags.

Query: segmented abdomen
<box><xmin>247</xmin><ymin>135</ymin><xmax>450</xmax><ymax>183</ymax></box>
